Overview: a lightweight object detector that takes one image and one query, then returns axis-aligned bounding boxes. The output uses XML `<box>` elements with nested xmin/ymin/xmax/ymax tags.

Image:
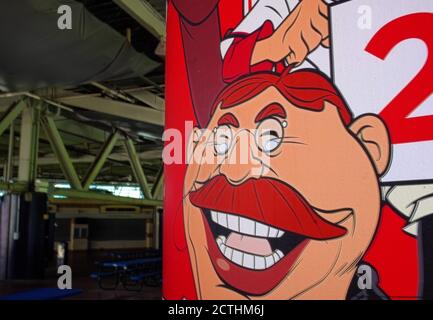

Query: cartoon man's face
<box><xmin>183</xmin><ymin>72</ymin><xmax>390</xmax><ymax>299</ymax></box>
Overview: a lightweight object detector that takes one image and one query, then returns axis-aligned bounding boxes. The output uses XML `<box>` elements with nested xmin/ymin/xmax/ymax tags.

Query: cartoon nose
<box><xmin>219</xmin><ymin>130</ymin><xmax>263</xmax><ymax>184</ymax></box>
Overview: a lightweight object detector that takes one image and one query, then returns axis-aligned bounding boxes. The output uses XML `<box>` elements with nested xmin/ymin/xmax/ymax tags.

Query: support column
<box><xmin>124</xmin><ymin>137</ymin><xmax>152</xmax><ymax>199</ymax></box>
<box><xmin>0</xmin><ymin>192</ymin><xmax>47</xmax><ymax>279</ymax></box>
<box><xmin>1</xmin><ymin>100</ymin><xmax>48</xmax><ymax>280</ymax></box>
<box><xmin>18</xmin><ymin>102</ymin><xmax>40</xmax><ymax>184</ymax></box>
<box><xmin>145</xmin><ymin>219</ymin><xmax>153</xmax><ymax>249</ymax></box>
<box><xmin>153</xmin><ymin>207</ymin><xmax>162</xmax><ymax>250</ymax></box>
<box><xmin>152</xmin><ymin>166</ymin><xmax>163</xmax><ymax>200</ymax></box>
<box><xmin>4</xmin><ymin>120</ymin><xmax>15</xmax><ymax>181</ymax></box>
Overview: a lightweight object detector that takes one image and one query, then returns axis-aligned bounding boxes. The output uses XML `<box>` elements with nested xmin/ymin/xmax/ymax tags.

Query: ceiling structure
<box><xmin>0</xmin><ymin>0</ymin><xmax>166</xmax><ymax>192</ymax></box>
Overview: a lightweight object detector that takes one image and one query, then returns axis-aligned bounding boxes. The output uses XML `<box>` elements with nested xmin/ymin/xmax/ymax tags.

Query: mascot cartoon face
<box><xmin>183</xmin><ymin>70</ymin><xmax>391</xmax><ymax>299</ymax></box>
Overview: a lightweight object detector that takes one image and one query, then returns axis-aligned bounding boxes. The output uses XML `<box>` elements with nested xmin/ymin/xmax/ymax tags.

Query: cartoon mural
<box><xmin>164</xmin><ymin>0</ymin><xmax>433</xmax><ymax>299</ymax></box>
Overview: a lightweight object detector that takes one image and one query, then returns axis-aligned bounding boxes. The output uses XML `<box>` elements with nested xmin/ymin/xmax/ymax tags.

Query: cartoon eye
<box><xmin>214</xmin><ymin>125</ymin><xmax>233</xmax><ymax>155</ymax></box>
<box><xmin>255</xmin><ymin>118</ymin><xmax>284</xmax><ymax>153</ymax></box>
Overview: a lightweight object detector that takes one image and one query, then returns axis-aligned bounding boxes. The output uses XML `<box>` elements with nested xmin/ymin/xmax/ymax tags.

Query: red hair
<box><xmin>210</xmin><ymin>70</ymin><xmax>353</xmax><ymax>126</ymax></box>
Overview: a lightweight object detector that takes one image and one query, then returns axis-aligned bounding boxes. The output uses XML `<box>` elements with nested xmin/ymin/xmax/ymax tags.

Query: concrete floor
<box><xmin>0</xmin><ymin>249</ymin><xmax>162</xmax><ymax>300</ymax></box>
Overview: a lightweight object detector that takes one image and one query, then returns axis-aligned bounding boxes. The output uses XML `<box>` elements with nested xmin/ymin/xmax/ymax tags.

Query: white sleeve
<box><xmin>382</xmin><ymin>184</ymin><xmax>433</xmax><ymax>236</ymax></box>
<box><xmin>220</xmin><ymin>0</ymin><xmax>294</xmax><ymax>59</ymax></box>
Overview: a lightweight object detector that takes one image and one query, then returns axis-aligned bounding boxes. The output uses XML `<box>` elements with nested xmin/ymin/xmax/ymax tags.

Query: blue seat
<box><xmin>0</xmin><ymin>288</ymin><xmax>82</xmax><ymax>300</ymax></box>
<box><xmin>129</xmin><ymin>271</ymin><xmax>161</xmax><ymax>282</ymax></box>
<box><xmin>90</xmin><ymin>271</ymin><xmax>118</xmax><ymax>279</ymax></box>
<box><xmin>102</xmin><ymin>257</ymin><xmax>161</xmax><ymax>268</ymax></box>
<box><xmin>92</xmin><ymin>256</ymin><xmax>162</xmax><ymax>290</ymax></box>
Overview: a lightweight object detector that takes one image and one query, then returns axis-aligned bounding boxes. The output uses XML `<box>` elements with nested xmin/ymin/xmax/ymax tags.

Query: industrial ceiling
<box><xmin>0</xmin><ymin>0</ymin><xmax>166</xmax><ymax>193</ymax></box>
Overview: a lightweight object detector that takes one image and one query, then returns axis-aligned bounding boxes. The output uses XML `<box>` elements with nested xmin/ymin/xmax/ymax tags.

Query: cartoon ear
<box><xmin>349</xmin><ymin>114</ymin><xmax>391</xmax><ymax>175</ymax></box>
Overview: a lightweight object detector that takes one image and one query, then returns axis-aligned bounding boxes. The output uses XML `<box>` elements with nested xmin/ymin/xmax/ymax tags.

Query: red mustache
<box><xmin>189</xmin><ymin>175</ymin><xmax>347</xmax><ymax>240</ymax></box>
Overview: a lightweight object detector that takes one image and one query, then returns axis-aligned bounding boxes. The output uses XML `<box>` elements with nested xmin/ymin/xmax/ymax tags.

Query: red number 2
<box><xmin>365</xmin><ymin>13</ymin><xmax>433</xmax><ymax>144</ymax></box>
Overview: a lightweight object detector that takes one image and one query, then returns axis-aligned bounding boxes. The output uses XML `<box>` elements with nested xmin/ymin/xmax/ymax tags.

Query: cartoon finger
<box><xmin>321</xmin><ymin>37</ymin><xmax>330</xmax><ymax>48</ymax></box>
<box><xmin>318</xmin><ymin>0</ymin><xmax>329</xmax><ymax>18</ymax></box>
<box><xmin>303</xmin><ymin>23</ymin><xmax>323</xmax><ymax>52</ymax></box>
<box><xmin>311</xmin><ymin>11</ymin><xmax>329</xmax><ymax>40</ymax></box>
<box><xmin>286</xmin><ymin>36</ymin><xmax>309</xmax><ymax>65</ymax></box>
<box><xmin>286</xmin><ymin>47</ymin><xmax>297</xmax><ymax>65</ymax></box>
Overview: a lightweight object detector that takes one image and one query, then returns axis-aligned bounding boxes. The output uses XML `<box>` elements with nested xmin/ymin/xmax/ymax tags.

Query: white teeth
<box><xmin>232</xmin><ymin>249</ymin><xmax>243</xmax><ymax>265</ymax></box>
<box><xmin>217</xmin><ymin>212</ymin><xmax>228</xmax><ymax>228</ymax></box>
<box><xmin>254</xmin><ymin>256</ymin><xmax>266</xmax><ymax>270</ymax></box>
<box><xmin>224</xmin><ymin>247</ymin><xmax>233</xmax><ymax>260</ymax></box>
<box><xmin>216</xmin><ymin>235</ymin><xmax>284</xmax><ymax>270</ymax></box>
<box><xmin>255</xmin><ymin>221</ymin><xmax>269</xmax><ymax>237</ymax></box>
<box><xmin>272</xmin><ymin>252</ymin><xmax>281</xmax><ymax>263</ymax></box>
<box><xmin>210</xmin><ymin>210</ymin><xmax>285</xmax><ymax>238</ymax></box>
<box><xmin>268</xmin><ymin>227</ymin><xmax>279</xmax><ymax>238</ymax></box>
<box><xmin>275</xmin><ymin>249</ymin><xmax>284</xmax><ymax>259</ymax></box>
<box><xmin>227</xmin><ymin>214</ymin><xmax>240</xmax><ymax>232</ymax></box>
<box><xmin>265</xmin><ymin>255</ymin><xmax>275</xmax><ymax>268</ymax></box>
<box><xmin>239</xmin><ymin>216</ymin><xmax>255</xmax><ymax>236</ymax></box>
<box><xmin>243</xmin><ymin>253</ymin><xmax>254</xmax><ymax>269</ymax></box>
<box><xmin>211</xmin><ymin>211</ymin><xmax>287</xmax><ymax>270</ymax></box>
<box><xmin>216</xmin><ymin>235</ymin><xmax>226</xmax><ymax>246</ymax></box>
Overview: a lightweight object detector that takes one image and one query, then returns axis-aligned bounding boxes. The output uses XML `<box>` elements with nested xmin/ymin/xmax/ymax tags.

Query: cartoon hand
<box><xmin>253</xmin><ymin>0</ymin><xmax>329</xmax><ymax>66</ymax></box>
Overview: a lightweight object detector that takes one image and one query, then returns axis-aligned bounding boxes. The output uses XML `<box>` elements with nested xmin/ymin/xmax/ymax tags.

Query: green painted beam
<box><xmin>124</xmin><ymin>137</ymin><xmax>152</xmax><ymax>199</ymax></box>
<box><xmin>5</xmin><ymin>120</ymin><xmax>15</xmax><ymax>181</ymax></box>
<box><xmin>41</xmin><ymin>116</ymin><xmax>83</xmax><ymax>190</ymax></box>
<box><xmin>0</xmin><ymin>181</ymin><xmax>29</xmax><ymax>192</ymax></box>
<box><xmin>51</xmin><ymin>188</ymin><xmax>162</xmax><ymax>207</ymax></box>
<box><xmin>58</xmin><ymin>96</ymin><xmax>164</xmax><ymax>126</ymax></box>
<box><xmin>18</xmin><ymin>106</ymin><xmax>40</xmax><ymax>182</ymax></box>
<box><xmin>152</xmin><ymin>166</ymin><xmax>163</xmax><ymax>200</ymax></box>
<box><xmin>114</xmin><ymin>0</ymin><xmax>165</xmax><ymax>38</ymax></box>
<box><xmin>82</xmin><ymin>131</ymin><xmax>119</xmax><ymax>190</ymax></box>
<box><xmin>130</xmin><ymin>89</ymin><xmax>165</xmax><ymax>111</ymax></box>
<box><xmin>0</xmin><ymin>182</ymin><xmax>163</xmax><ymax>207</ymax></box>
<box><xmin>0</xmin><ymin>100</ymin><xmax>26</xmax><ymax>137</ymax></box>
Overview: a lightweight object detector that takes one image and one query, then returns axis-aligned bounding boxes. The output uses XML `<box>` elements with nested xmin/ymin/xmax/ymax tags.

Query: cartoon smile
<box><xmin>189</xmin><ymin>175</ymin><xmax>348</xmax><ymax>295</ymax></box>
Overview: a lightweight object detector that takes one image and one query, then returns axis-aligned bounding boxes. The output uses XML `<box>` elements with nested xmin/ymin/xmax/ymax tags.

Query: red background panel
<box><xmin>164</xmin><ymin>0</ymin><xmax>420</xmax><ymax>300</ymax></box>
<box><xmin>163</xmin><ymin>1</ymin><xmax>197</xmax><ymax>300</ymax></box>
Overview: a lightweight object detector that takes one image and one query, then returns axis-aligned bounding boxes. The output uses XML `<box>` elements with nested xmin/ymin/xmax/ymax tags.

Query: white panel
<box><xmin>331</xmin><ymin>0</ymin><xmax>433</xmax><ymax>182</ymax></box>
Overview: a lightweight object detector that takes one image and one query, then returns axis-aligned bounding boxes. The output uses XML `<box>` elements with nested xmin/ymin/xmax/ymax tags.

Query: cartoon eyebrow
<box><xmin>217</xmin><ymin>112</ymin><xmax>240</xmax><ymax>128</ymax></box>
<box><xmin>255</xmin><ymin>103</ymin><xmax>287</xmax><ymax>123</ymax></box>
